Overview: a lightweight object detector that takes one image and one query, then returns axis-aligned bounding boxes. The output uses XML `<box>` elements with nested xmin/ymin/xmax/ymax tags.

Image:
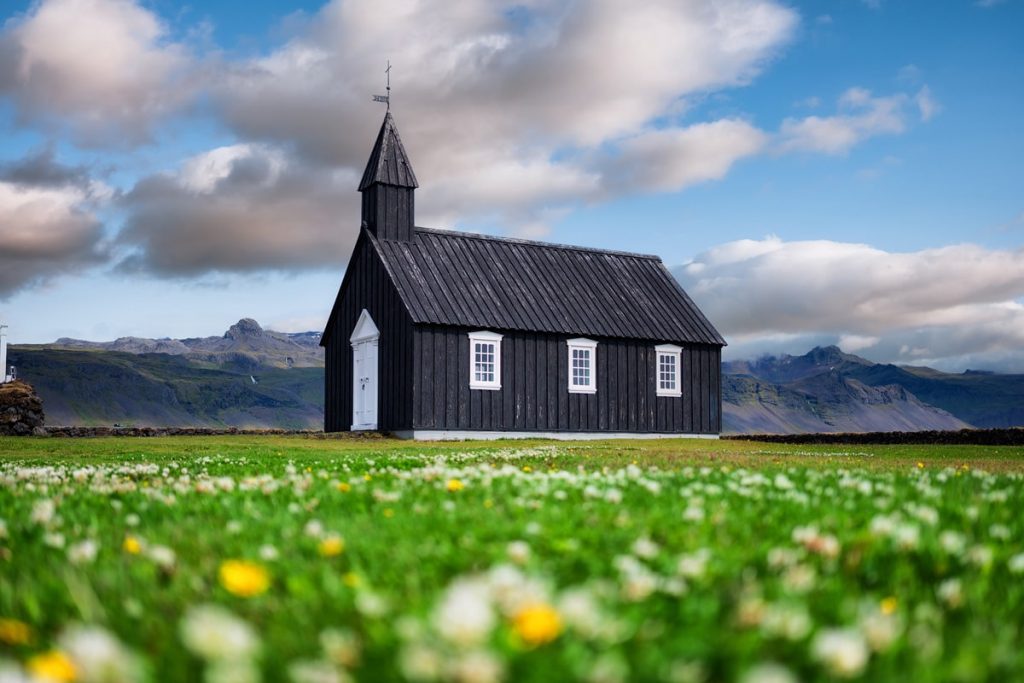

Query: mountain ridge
<box><xmin>8</xmin><ymin>326</ymin><xmax>1023</xmax><ymax>433</ymax></box>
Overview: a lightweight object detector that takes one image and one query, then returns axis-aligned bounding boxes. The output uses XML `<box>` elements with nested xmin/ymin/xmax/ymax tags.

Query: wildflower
<box><xmin>26</xmin><ymin>651</ymin><xmax>76</xmax><ymax>682</ymax></box>
<box><xmin>558</xmin><ymin>588</ymin><xmax>603</xmax><ymax>638</ymax></box>
<box><xmin>343</xmin><ymin>572</ymin><xmax>361</xmax><ymax>588</ymax></box>
<box><xmin>320</xmin><ymin>628</ymin><xmax>361</xmax><ymax>668</ymax></box>
<box><xmin>289</xmin><ymin>659</ymin><xmax>348</xmax><ymax>683</ymax></box>
<box><xmin>811</xmin><ymin>628</ymin><xmax>869</xmax><ymax>678</ymax></box>
<box><xmin>434</xmin><ymin>578</ymin><xmax>495</xmax><ymax>648</ymax></box>
<box><xmin>355</xmin><ymin>591</ymin><xmax>390</xmax><ymax>618</ymax></box>
<box><xmin>148</xmin><ymin>545</ymin><xmax>176</xmax><ymax>570</ymax></box>
<box><xmin>399</xmin><ymin>644</ymin><xmax>443</xmax><ymax>681</ymax></box>
<box><xmin>446</xmin><ymin>479</ymin><xmax>465</xmax><ymax>492</ymax></box>
<box><xmin>522</xmin><ymin>466</ymin><xmax>532</xmax><ymax>473</ymax></box>
<box><xmin>304</xmin><ymin>520</ymin><xmax>325</xmax><ymax>539</ymax></box>
<box><xmin>506</xmin><ymin>541</ymin><xmax>530</xmax><ymax>566</ymax></box>
<box><xmin>180</xmin><ymin>604</ymin><xmax>261</xmax><ymax>662</ymax></box>
<box><xmin>67</xmin><ymin>540</ymin><xmax>99</xmax><ymax>566</ymax></box>
<box><xmin>30</xmin><ymin>499</ymin><xmax>56</xmax><ymax>526</ymax></box>
<box><xmin>937</xmin><ymin>578</ymin><xmax>963</xmax><ymax>608</ymax></box>
<box><xmin>938</xmin><ymin>530</ymin><xmax>966</xmax><ymax>555</ymax></box>
<box><xmin>319</xmin><ymin>536</ymin><xmax>345</xmax><ymax>558</ymax></box>
<box><xmin>450</xmin><ymin>650</ymin><xmax>503</xmax><ymax>683</ymax></box>
<box><xmin>1008</xmin><ymin>552</ymin><xmax>1024</xmax><ymax>574</ymax></box>
<box><xmin>631</xmin><ymin>537</ymin><xmax>660</xmax><ymax>560</ymax></box>
<box><xmin>219</xmin><ymin>560</ymin><xmax>271</xmax><ymax>598</ymax></box>
<box><xmin>880</xmin><ymin>597</ymin><xmax>898</xmax><ymax>615</ymax></box>
<box><xmin>59</xmin><ymin>624</ymin><xmax>144</xmax><ymax>682</ymax></box>
<box><xmin>513</xmin><ymin>603</ymin><xmax>562</xmax><ymax>646</ymax></box>
<box><xmin>337</xmin><ymin>482</ymin><xmax>352</xmax><ymax>493</ymax></box>
<box><xmin>739</xmin><ymin>662</ymin><xmax>797</xmax><ymax>683</ymax></box>
<box><xmin>917</xmin><ymin>462</ymin><xmax>924</xmax><ymax>469</ymax></box>
<box><xmin>259</xmin><ymin>545</ymin><xmax>279</xmax><ymax>562</ymax></box>
<box><xmin>0</xmin><ymin>618</ymin><xmax>32</xmax><ymax>646</ymax></box>
<box><xmin>859</xmin><ymin>610</ymin><xmax>903</xmax><ymax>652</ymax></box>
<box><xmin>122</xmin><ymin>535</ymin><xmax>142</xmax><ymax>555</ymax></box>
<box><xmin>677</xmin><ymin>549</ymin><xmax>711</xmax><ymax>580</ymax></box>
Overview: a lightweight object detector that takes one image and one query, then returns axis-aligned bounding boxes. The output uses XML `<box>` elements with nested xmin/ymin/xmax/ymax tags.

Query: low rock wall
<box><xmin>725</xmin><ymin>428</ymin><xmax>1024</xmax><ymax>446</ymax></box>
<box><xmin>0</xmin><ymin>380</ymin><xmax>45</xmax><ymax>436</ymax></box>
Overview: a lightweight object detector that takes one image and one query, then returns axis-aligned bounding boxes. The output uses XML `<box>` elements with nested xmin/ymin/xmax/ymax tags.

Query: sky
<box><xmin>0</xmin><ymin>0</ymin><xmax>1022</xmax><ymax>372</ymax></box>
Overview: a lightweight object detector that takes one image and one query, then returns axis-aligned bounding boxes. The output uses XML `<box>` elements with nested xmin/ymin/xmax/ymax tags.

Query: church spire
<box><xmin>359</xmin><ymin>113</ymin><xmax>417</xmax><ymax>241</ymax></box>
<box><xmin>359</xmin><ymin>112</ymin><xmax>419</xmax><ymax>191</ymax></box>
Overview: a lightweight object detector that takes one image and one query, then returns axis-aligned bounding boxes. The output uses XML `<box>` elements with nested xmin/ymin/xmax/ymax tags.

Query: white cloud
<box><xmin>209</xmin><ymin>0</ymin><xmax>798</xmax><ymax>234</ymax></box>
<box><xmin>777</xmin><ymin>87</ymin><xmax>914</xmax><ymax>154</ymax></box>
<box><xmin>676</xmin><ymin>238</ymin><xmax>1024</xmax><ymax>371</ymax></box>
<box><xmin>0</xmin><ymin>181</ymin><xmax>107</xmax><ymax>296</ymax></box>
<box><xmin>0</xmin><ymin>0</ymin><xmax>193</xmax><ymax>145</ymax></box>
<box><xmin>915</xmin><ymin>85</ymin><xmax>940</xmax><ymax>122</ymax></box>
<box><xmin>118</xmin><ymin>144</ymin><xmax>361</xmax><ymax>275</ymax></box>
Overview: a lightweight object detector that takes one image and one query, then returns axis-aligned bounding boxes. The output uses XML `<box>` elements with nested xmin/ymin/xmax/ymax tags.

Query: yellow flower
<box><xmin>363</xmin><ymin>474</ymin><xmax>372</xmax><ymax>482</ymax></box>
<box><xmin>343</xmin><ymin>572</ymin><xmax>362</xmax><ymax>588</ymax></box>
<box><xmin>337</xmin><ymin>482</ymin><xmax>352</xmax><ymax>493</ymax></box>
<box><xmin>383</xmin><ymin>508</ymin><xmax>395</xmax><ymax>518</ymax></box>
<box><xmin>446</xmin><ymin>479</ymin><xmax>465</xmax><ymax>492</ymax></box>
<box><xmin>917</xmin><ymin>462</ymin><xmax>925</xmax><ymax>469</ymax></box>
<box><xmin>513</xmin><ymin>603</ymin><xmax>562</xmax><ymax>646</ymax></box>
<box><xmin>0</xmin><ymin>618</ymin><xmax>32</xmax><ymax>645</ymax></box>
<box><xmin>522</xmin><ymin>466</ymin><xmax>532</xmax><ymax>473</ymax></box>
<box><xmin>122</xmin><ymin>535</ymin><xmax>142</xmax><ymax>555</ymax></box>
<box><xmin>219</xmin><ymin>560</ymin><xmax>270</xmax><ymax>597</ymax></box>
<box><xmin>27</xmin><ymin>650</ymin><xmax>77</xmax><ymax>682</ymax></box>
<box><xmin>319</xmin><ymin>536</ymin><xmax>345</xmax><ymax>557</ymax></box>
<box><xmin>880</xmin><ymin>596</ymin><xmax>898</xmax><ymax>615</ymax></box>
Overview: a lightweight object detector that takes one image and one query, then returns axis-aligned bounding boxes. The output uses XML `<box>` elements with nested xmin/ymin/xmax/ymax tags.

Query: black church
<box><xmin>321</xmin><ymin>113</ymin><xmax>726</xmax><ymax>439</ymax></box>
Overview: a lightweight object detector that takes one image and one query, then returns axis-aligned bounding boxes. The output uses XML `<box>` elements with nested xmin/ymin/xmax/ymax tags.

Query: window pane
<box><xmin>474</xmin><ymin>342</ymin><xmax>496</xmax><ymax>383</ymax></box>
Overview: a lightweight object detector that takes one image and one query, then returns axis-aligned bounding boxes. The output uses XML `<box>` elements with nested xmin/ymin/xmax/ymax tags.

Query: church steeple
<box><xmin>359</xmin><ymin>112</ymin><xmax>418</xmax><ymax>241</ymax></box>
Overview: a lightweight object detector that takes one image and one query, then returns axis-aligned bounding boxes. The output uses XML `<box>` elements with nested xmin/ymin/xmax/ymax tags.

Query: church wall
<box><xmin>410</xmin><ymin>325</ymin><xmax>721</xmax><ymax>434</ymax></box>
<box><xmin>323</xmin><ymin>236</ymin><xmax>415</xmax><ymax>432</ymax></box>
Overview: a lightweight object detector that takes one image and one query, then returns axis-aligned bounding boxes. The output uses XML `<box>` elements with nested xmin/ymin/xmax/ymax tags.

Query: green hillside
<box><xmin>8</xmin><ymin>348</ymin><xmax>323</xmax><ymax>429</ymax></box>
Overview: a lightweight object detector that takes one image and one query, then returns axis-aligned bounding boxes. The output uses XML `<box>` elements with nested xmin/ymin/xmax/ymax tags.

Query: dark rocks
<box><xmin>0</xmin><ymin>380</ymin><xmax>45</xmax><ymax>436</ymax></box>
<box><xmin>725</xmin><ymin>428</ymin><xmax>1024</xmax><ymax>446</ymax></box>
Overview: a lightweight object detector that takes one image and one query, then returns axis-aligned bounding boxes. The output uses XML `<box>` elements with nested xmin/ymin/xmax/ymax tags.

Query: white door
<box><xmin>350</xmin><ymin>310</ymin><xmax>380</xmax><ymax>430</ymax></box>
<box><xmin>352</xmin><ymin>340</ymin><xmax>378</xmax><ymax>429</ymax></box>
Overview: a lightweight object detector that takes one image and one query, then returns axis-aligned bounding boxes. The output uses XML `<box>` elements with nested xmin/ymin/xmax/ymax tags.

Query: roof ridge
<box><xmin>410</xmin><ymin>226</ymin><xmax>663</xmax><ymax>261</ymax></box>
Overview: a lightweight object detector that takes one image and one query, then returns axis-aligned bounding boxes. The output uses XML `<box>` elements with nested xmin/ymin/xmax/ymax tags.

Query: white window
<box><xmin>468</xmin><ymin>331</ymin><xmax>503</xmax><ymax>390</ymax></box>
<box><xmin>656</xmin><ymin>344</ymin><xmax>682</xmax><ymax>397</ymax></box>
<box><xmin>567</xmin><ymin>338</ymin><xmax>597</xmax><ymax>394</ymax></box>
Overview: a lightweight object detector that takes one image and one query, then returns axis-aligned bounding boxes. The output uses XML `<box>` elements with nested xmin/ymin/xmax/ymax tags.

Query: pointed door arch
<box><xmin>350</xmin><ymin>309</ymin><xmax>380</xmax><ymax>430</ymax></box>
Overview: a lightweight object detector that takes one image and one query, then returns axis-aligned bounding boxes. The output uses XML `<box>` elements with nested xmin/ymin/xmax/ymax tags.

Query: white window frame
<box><xmin>567</xmin><ymin>338</ymin><xmax>598</xmax><ymax>394</ymax></box>
<box><xmin>468</xmin><ymin>330</ymin><xmax>503</xmax><ymax>390</ymax></box>
<box><xmin>656</xmin><ymin>344</ymin><xmax>682</xmax><ymax>397</ymax></box>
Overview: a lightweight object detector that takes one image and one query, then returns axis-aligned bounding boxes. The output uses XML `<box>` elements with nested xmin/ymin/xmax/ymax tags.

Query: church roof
<box><xmin>367</xmin><ymin>227</ymin><xmax>725</xmax><ymax>345</ymax></box>
<box><xmin>358</xmin><ymin>112</ymin><xmax>419</xmax><ymax>190</ymax></box>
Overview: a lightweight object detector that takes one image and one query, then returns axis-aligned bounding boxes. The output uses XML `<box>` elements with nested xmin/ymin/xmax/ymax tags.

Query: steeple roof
<box><xmin>358</xmin><ymin>112</ymin><xmax>419</xmax><ymax>191</ymax></box>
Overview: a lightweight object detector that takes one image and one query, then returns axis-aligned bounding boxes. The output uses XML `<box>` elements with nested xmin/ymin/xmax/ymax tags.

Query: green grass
<box><xmin>1</xmin><ymin>436</ymin><xmax>1022</xmax><ymax>682</ymax></box>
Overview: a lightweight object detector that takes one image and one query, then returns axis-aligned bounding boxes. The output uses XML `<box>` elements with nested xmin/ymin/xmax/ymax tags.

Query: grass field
<box><xmin>1</xmin><ymin>435</ymin><xmax>1022</xmax><ymax>682</ymax></box>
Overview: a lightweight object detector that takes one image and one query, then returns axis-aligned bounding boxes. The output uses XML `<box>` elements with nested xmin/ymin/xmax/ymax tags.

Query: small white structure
<box><xmin>0</xmin><ymin>324</ymin><xmax>9</xmax><ymax>383</ymax></box>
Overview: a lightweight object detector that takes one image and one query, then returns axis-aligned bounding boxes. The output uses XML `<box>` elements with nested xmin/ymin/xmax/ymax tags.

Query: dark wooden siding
<box><xmin>361</xmin><ymin>185</ymin><xmax>414</xmax><ymax>241</ymax></box>
<box><xmin>323</xmin><ymin>237</ymin><xmax>415</xmax><ymax>432</ymax></box>
<box><xmin>411</xmin><ymin>326</ymin><xmax>721</xmax><ymax>434</ymax></box>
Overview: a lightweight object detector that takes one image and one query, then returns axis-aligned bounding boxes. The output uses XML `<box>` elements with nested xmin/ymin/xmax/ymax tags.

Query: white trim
<box><xmin>468</xmin><ymin>330</ymin><xmax>503</xmax><ymax>390</ymax></box>
<box><xmin>566</xmin><ymin>337</ymin><xmax>597</xmax><ymax>394</ymax></box>
<box><xmin>655</xmin><ymin>344</ymin><xmax>682</xmax><ymax>397</ymax></box>
<box><xmin>392</xmin><ymin>430</ymin><xmax>719</xmax><ymax>441</ymax></box>
<box><xmin>349</xmin><ymin>309</ymin><xmax>380</xmax><ymax>344</ymax></box>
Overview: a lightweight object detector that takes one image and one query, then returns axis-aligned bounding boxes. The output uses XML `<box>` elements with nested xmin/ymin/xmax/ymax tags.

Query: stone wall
<box><xmin>0</xmin><ymin>380</ymin><xmax>45</xmax><ymax>436</ymax></box>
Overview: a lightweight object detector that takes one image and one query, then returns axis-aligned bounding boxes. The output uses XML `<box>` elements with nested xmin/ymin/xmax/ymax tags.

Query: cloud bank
<box><xmin>676</xmin><ymin>237</ymin><xmax>1024</xmax><ymax>372</ymax></box>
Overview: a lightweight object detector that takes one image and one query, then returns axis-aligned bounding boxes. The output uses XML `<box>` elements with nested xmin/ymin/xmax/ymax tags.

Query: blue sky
<box><xmin>0</xmin><ymin>0</ymin><xmax>1022</xmax><ymax>372</ymax></box>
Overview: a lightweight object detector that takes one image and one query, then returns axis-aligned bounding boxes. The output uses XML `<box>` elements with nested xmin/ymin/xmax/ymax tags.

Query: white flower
<box><xmin>506</xmin><ymin>541</ymin><xmax>530</xmax><ymax>566</ymax></box>
<box><xmin>558</xmin><ymin>588</ymin><xmax>603</xmax><ymax>638</ymax></box>
<box><xmin>859</xmin><ymin>612</ymin><xmax>902</xmax><ymax>652</ymax></box>
<box><xmin>180</xmin><ymin>604</ymin><xmax>261</xmax><ymax>662</ymax></box>
<box><xmin>449</xmin><ymin>650</ymin><xmax>503</xmax><ymax>683</ymax></box>
<box><xmin>989</xmin><ymin>524</ymin><xmax>1011</xmax><ymax>540</ymax></box>
<box><xmin>811</xmin><ymin>628</ymin><xmax>869</xmax><ymax>678</ymax></box>
<box><xmin>320</xmin><ymin>629</ymin><xmax>360</xmax><ymax>669</ymax></box>
<box><xmin>59</xmin><ymin>624</ymin><xmax>144</xmax><ymax>683</ymax></box>
<box><xmin>68</xmin><ymin>539</ymin><xmax>99</xmax><ymax>565</ymax></box>
<box><xmin>288</xmin><ymin>659</ymin><xmax>348</xmax><ymax>683</ymax></box>
<box><xmin>1008</xmin><ymin>552</ymin><xmax>1024</xmax><ymax>574</ymax></box>
<box><xmin>259</xmin><ymin>545</ymin><xmax>279</xmax><ymax>562</ymax></box>
<box><xmin>631</xmin><ymin>537</ymin><xmax>660</xmax><ymax>560</ymax></box>
<box><xmin>148</xmin><ymin>545</ymin><xmax>176</xmax><ymax>570</ymax></box>
<box><xmin>205</xmin><ymin>659</ymin><xmax>261</xmax><ymax>683</ymax></box>
<box><xmin>399</xmin><ymin>644</ymin><xmax>443</xmax><ymax>681</ymax></box>
<box><xmin>967</xmin><ymin>545</ymin><xmax>993</xmax><ymax>569</ymax></box>
<box><xmin>304</xmin><ymin>520</ymin><xmax>324</xmax><ymax>539</ymax></box>
<box><xmin>677</xmin><ymin>549</ymin><xmax>710</xmax><ymax>580</ymax></box>
<box><xmin>938</xmin><ymin>530</ymin><xmax>966</xmax><ymax>555</ymax></box>
<box><xmin>31</xmin><ymin>499</ymin><xmax>56</xmax><ymax>526</ymax></box>
<box><xmin>355</xmin><ymin>591</ymin><xmax>390</xmax><ymax>619</ymax></box>
<box><xmin>760</xmin><ymin>604</ymin><xmax>811</xmax><ymax>641</ymax></box>
<box><xmin>125</xmin><ymin>513</ymin><xmax>140</xmax><ymax>528</ymax></box>
<box><xmin>43</xmin><ymin>532</ymin><xmax>66</xmax><ymax>549</ymax></box>
<box><xmin>434</xmin><ymin>578</ymin><xmax>495</xmax><ymax>648</ymax></box>
<box><xmin>739</xmin><ymin>662</ymin><xmax>797</xmax><ymax>683</ymax></box>
<box><xmin>937</xmin><ymin>578</ymin><xmax>964</xmax><ymax>608</ymax></box>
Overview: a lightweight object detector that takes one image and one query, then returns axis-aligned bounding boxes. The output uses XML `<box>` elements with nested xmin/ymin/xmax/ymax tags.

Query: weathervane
<box><xmin>372</xmin><ymin>60</ymin><xmax>392</xmax><ymax>111</ymax></box>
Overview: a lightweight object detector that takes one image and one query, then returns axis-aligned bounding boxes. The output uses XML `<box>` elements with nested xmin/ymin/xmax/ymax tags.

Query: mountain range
<box><xmin>7</xmin><ymin>320</ymin><xmax>1023</xmax><ymax>433</ymax></box>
